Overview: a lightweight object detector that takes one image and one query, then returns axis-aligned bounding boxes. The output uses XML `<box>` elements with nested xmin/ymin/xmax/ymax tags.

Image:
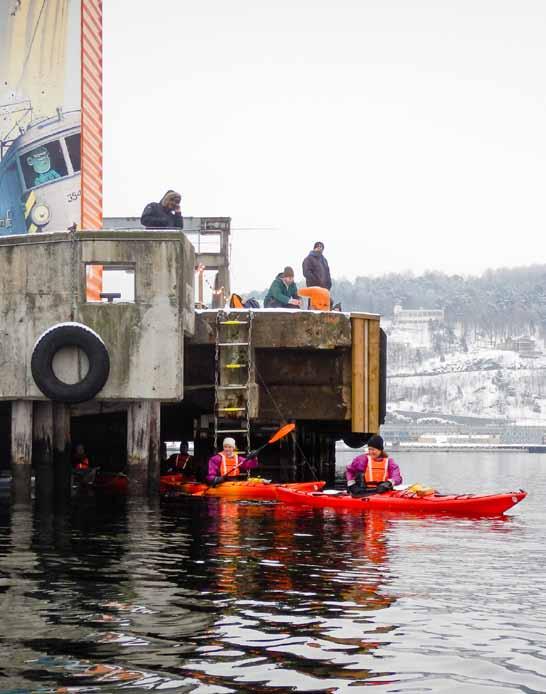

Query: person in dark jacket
<box><xmin>140</xmin><ymin>190</ymin><xmax>183</xmax><ymax>229</ymax></box>
<box><xmin>264</xmin><ymin>266</ymin><xmax>302</xmax><ymax>309</ymax></box>
<box><xmin>302</xmin><ymin>241</ymin><xmax>332</xmax><ymax>289</ymax></box>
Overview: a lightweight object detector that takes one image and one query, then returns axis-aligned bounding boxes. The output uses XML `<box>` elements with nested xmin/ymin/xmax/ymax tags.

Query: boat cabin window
<box><xmin>65</xmin><ymin>133</ymin><xmax>81</xmax><ymax>173</ymax></box>
<box><xmin>20</xmin><ymin>140</ymin><xmax>68</xmax><ymax>190</ymax></box>
<box><xmin>86</xmin><ymin>264</ymin><xmax>136</xmax><ymax>303</ymax></box>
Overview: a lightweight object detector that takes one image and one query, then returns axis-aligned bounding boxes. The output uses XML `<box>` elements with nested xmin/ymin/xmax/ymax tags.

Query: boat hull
<box><xmin>275</xmin><ymin>488</ymin><xmax>527</xmax><ymax>515</ymax></box>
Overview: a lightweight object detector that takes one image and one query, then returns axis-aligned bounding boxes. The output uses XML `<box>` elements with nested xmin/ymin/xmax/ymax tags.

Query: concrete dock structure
<box><xmin>0</xmin><ymin>228</ymin><xmax>385</xmax><ymax>501</ymax></box>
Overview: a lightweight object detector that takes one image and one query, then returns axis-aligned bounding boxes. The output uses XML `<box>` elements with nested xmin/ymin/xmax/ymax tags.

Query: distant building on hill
<box><xmin>499</xmin><ymin>335</ymin><xmax>540</xmax><ymax>358</ymax></box>
<box><xmin>392</xmin><ymin>305</ymin><xmax>445</xmax><ymax>325</ymax></box>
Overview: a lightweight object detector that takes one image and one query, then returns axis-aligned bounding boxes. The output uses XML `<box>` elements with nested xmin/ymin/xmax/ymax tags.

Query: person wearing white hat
<box><xmin>207</xmin><ymin>437</ymin><xmax>258</xmax><ymax>486</ymax></box>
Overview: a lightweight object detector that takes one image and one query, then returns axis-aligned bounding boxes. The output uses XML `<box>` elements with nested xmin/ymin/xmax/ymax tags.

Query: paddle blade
<box><xmin>267</xmin><ymin>423</ymin><xmax>296</xmax><ymax>444</ymax></box>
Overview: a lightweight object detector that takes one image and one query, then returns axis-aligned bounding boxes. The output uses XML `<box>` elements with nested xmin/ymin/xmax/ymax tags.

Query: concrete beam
<box><xmin>192</xmin><ymin>311</ymin><xmax>354</xmax><ymax>349</ymax></box>
<box><xmin>258</xmin><ymin>385</ymin><xmax>350</xmax><ymax>421</ymax></box>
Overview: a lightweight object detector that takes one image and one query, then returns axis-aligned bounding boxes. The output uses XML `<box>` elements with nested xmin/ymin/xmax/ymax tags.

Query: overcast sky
<box><xmin>103</xmin><ymin>0</ymin><xmax>546</xmax><ymax>292</ymax></box>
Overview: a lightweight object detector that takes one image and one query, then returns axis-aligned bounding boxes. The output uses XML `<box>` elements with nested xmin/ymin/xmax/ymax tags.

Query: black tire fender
<box><xmin>342</xmin><ymin>434</ymin><xmax>370</xmax><ymax>449</ymax></box>
<box><xmin>31</xmin><ymin>322</ymin><xmax>110</xmax><ymax>403</ymax></box>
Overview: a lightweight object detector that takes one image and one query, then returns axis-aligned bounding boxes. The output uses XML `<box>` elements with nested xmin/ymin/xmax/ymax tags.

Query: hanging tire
<box><xmin>31</xmin><ymin>322</ymin><xmax>110</xmax><ymax>404</ymax></box>
<box><xmin>342</xmin><ymin>434</ymin><xmax>370</xmax><ymax>449</ymax></box>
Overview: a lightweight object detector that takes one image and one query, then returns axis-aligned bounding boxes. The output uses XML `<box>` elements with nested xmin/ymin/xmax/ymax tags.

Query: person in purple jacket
<box><xmin>207</xmin><ymin>437</ymin><xmax>258</xmax><ymax>486</ymax></box>
<box><xmin>345</xmin><ymin>434</ymin><xmax>402</xmax><ymax>497</ymax></box>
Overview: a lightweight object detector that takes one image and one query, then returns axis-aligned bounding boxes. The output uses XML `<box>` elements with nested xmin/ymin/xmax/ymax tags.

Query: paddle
<box><xmin>194</xmin><ymin>423</ymin><xmax>296</xmax><ymax>495</ymax></box>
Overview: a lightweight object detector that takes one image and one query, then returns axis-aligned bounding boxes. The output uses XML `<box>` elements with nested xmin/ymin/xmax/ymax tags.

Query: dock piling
<box><xmin>33</xmin><ymin>402</ymin><xmax>54</xmax><ymax>503</ymax></box>
<box><xmin>127</xmin><ymin>401</ymin><xmax>152</xmax><ymax>496</ymax></box>
<box><xmin>53</xmin><ymin>403</ymin><xmax>72</xmax><ymax>500</ymax></box>
<box><xmin>148</xmin><ymin>401</ymin><xmax>161</xmax><ymax>496</ymax></box>
<box><xmin>11</xmin><ymin>401</ymin><xmax>33</xmax><ymax>503</ymax></box>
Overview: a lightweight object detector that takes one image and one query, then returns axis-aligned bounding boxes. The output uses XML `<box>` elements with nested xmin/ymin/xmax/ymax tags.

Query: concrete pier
<box><xmin>0</xmin><ymin>230</ymin><xmax>386</xmax><ymax>493</ymax></box>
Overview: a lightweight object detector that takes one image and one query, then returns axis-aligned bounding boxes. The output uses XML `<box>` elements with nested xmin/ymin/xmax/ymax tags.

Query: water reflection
<box><xmin>1</xmin><ymin>452</ymin><xmax>545</xmax><ymax>693</ymax></box>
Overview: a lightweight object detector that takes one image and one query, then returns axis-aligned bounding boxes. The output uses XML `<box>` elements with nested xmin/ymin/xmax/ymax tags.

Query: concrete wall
<box><xmin>0</xmin><ymin>230</ymin><xmax>194</xmax><ymax>401</ymax></box>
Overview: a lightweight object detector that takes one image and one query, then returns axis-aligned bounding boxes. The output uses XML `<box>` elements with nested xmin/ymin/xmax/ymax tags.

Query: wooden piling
<box><xmin>11</xmin><ymin>400</ymin><xmax>33</xmax><ymax>502</ymax></box>
<box><xmin>33</xmin><ymin>402</ymin><xmax>54</xmax><ymax>502</ymax></box>
<box><xmin>351</xmin><ymin>314</ymin><xmax>381</xmax><ymax>434</ymax></box>
<box><xmin>127</xmin><ymin>401</ymin><xmax>152</xmax><ymax>495</ymax></box>
<box><xmin>53</xmin><ymin>403</ymin><xmax>72</xmax><ymax>499</ymax></box>
<box><xmin>351</xmin><ymin>317</ymin><xmax>366</xmax><ymax>433</ymax></box>
<box><xmin>148</xmin><ymin>401</ymin><xmax>161</xmax><ymax>496</ymax></box>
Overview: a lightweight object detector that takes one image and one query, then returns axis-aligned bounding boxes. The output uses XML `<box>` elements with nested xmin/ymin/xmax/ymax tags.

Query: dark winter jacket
<box><xmin>264</xmin><ymin>274</ymin><xmax>300</xmax><ymax>307</ymax></box>
<box><xmin>302</xmin><ymin>250</ymin><xmax>332</xmax><ymax>290</ymax></box>
<box><xmin>140</xmin><ymin>190</ymin><xmax>183</xmax><ymax>229</ymax></box>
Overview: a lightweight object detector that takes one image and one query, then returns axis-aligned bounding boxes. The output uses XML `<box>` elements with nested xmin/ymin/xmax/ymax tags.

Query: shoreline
<box><xmin>336</xmin><ymin>443</ymin><xmax>546</xmax><ymax>454</ymax></box>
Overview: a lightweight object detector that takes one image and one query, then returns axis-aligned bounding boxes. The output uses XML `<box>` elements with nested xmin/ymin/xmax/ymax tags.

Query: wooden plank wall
<box><xmin>350</xmin><ymin>314</ymin><xmax>381</xmax><ymax>434</ymax></box>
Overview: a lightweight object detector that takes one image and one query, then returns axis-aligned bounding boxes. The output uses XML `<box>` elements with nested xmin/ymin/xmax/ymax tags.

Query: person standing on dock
<box><xmin>302</xmin><ymin>242</ymin><xmax>332</xmax><ymax>290</ymax></box>
<box><xmin>264</xmin><ymin>266</ymin><xmax>302</xmax><ymax>309</ymax></box>
<box><xmin>345</xmin><ymin>435</ymin><xmax>402</xmax><ymax>497</ymax></box>
<box><xmin>140</xmin><ymin>190</ymin><xmax>183</xmax><ymax>229</ymax></box>
<box><xmin>207</xmin><ymin>437</ymin><xmax>258</xmax><ymax>486</ymax></box>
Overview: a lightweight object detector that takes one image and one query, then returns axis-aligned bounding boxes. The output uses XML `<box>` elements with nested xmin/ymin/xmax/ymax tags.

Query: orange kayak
<box><xmin>160</xmin><ymin>475</ymin><xmax>325</xmax><ymax>499</ymax></box>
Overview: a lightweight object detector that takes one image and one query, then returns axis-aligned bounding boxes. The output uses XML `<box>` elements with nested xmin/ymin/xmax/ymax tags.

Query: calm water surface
<box><xmin>0</xmin><ymin>452</ymin><xmax>545</xmax><ymax>693</ymax></box>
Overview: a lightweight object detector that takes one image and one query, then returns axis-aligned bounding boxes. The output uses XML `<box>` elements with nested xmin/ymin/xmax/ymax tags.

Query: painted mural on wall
<box><xmin>0</xmin><ymin>0</ymin><xmax>81</xmax><ymax>235</ymax></box>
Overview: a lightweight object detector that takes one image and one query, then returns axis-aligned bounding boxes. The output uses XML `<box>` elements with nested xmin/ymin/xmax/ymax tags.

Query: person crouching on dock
<box><xmin>207</xmin><ymin>437</ymin><xmax>258</xmax><ymax>486</ymax></box>
<box><xmin>345</xmin><ymin>435</ymin><xmax>402</xmax><ymax>497</ymax></box>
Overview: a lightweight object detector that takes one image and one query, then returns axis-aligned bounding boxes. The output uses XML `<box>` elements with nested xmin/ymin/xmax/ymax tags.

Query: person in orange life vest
<box><xmin>166</xmin><ymin>441</ymin><xmax>197</xmax><ymax>479</ymax></box>
<box><xmin>73</xmin><ymin>443</ymin><xmax>90</xmax><ymax>471</ymax></box>
<box><xmin>345</xmin><ymin>435</ymin><xmax>402</xmax><ymax>497</ymax></box>
<box><xmin>207</xmin><ymin>437</ymin><xmax>258</xmax><ymax>486</ymax></box>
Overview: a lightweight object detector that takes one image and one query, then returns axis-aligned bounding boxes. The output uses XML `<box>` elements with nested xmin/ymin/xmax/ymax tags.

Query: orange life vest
<box><xmin>74</xmin><ymin>457</ymin><xmax>89</xmax><ymax>471</ymax></box>
<box><xmin>298</xmin><ymin>286</ymin><xmax>331</xmax><ymax>311</ymax></box>
<box><xmin>220</xmin><ymin>453</ymin><xmax>240</xmax><ymax>477</ymax></box>
<box><xmin>364</xmin><ymin>456</ymin><xmax>389</xmax><ymax>486</ymax></box>
<box><xmin>173</xmin><ymin>454</ymin><xmax>191</xmax><ymax>471</ymax></box>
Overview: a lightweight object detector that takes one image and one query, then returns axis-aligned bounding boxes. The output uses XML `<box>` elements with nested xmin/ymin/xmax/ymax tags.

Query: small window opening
<box><xmin>65</xmin><ymin>133</ymin><xmax>81</xmax><ymax>173</ymax></box>
<box><xmin>86</xmin><ymin>264</ymin><xmax>135</xmax><ymax>303</ymax></box>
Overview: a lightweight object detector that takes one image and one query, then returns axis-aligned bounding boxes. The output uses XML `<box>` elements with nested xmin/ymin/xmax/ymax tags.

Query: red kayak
<box><xmin>276</xmin><ymin>487</ymin><xmax>527</xmax><ymax>515</ymax></box>
<box><xmin>86</xmin><ymin>472</ymin><xmax>128</xmax><ymax>494</ymax></box>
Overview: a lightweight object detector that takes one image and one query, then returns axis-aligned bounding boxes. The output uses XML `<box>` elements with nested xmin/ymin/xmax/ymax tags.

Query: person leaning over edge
<box><xmin>140</xmin><ymin>190</ymin><xmax>183</xmax><ymax>229</ymax></box>
<box><xmin>263</xmin><ymin>266</ymin><xmax>302</xmax><ymax>309</ymax></box>
<box><xmin>207</xmin><ymin>437</ymin><xmax>258</xmax><ymax>486</ymax></box>
<box><xmin>345</xmin><ymin>435</ymin><xmax>402</xmax><ymax>497</ymax></box>
<box><xmin>302</xmin><ymin>241</ymin><xmax>332</xmax><ymax>290</ymax></box>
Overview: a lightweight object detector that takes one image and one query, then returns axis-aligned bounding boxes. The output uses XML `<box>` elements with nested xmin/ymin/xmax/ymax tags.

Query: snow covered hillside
<box><xmin>387</xmin><ymin>330</ymin><xmax>546</xmax><ymax>425</ymax></box>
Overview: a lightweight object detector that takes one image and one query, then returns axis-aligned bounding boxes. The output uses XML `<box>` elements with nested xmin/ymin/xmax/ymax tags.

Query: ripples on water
<box><xmin>0</xmin><ymin>452</ymin><xmax>545</xmax><ymax>693</ymax></box>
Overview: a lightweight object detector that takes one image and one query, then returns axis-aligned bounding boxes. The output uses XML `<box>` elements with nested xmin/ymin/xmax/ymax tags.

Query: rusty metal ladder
<box><xmin>213</xmin><ymin>310</ymin><xmax>253</xmax><ymax>454</ymax></box>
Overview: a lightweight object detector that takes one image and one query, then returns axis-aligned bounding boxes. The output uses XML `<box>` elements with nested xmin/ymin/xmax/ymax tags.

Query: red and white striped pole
<box><xmin>81</xmin><ymin>0</ymin><xmax>103</xmax><ymax>230</ymax></box>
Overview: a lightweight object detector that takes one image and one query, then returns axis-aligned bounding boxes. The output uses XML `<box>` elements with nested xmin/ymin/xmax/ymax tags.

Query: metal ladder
<box><xmin>214</xmin><ymin>310</ymin><xmax>254</xmax><ymax>454</ymax></box>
